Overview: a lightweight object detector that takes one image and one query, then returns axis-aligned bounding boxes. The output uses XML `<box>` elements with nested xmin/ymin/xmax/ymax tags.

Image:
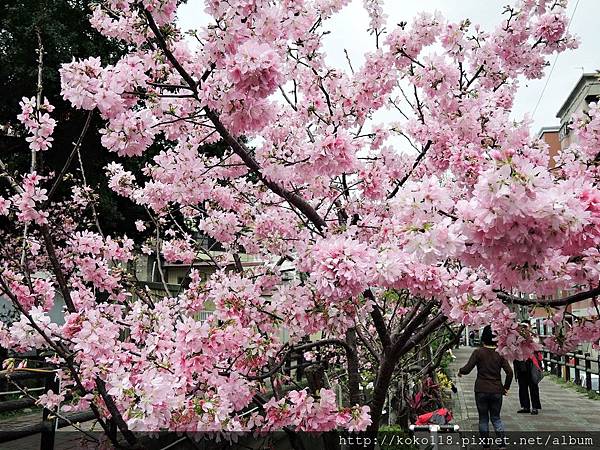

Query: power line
<box><xmin>531</xmin><ymin>0</ymin><xmax>581</xmax><ymax>118</ymax></box>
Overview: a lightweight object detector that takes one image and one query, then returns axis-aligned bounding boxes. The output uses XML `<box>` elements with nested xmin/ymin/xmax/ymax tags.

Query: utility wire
<box><xmin>531</xmin><ymin>0</ymin><xmax>581</xmax><ymax>118</ymax></box>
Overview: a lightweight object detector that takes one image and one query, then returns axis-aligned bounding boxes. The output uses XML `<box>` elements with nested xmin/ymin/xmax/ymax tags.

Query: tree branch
<box><xmin>143</xmin><ymin>8</ymin><xmax>327</xmax><ymax>232</ymax></box>
<box><xmin>345</xmin><ymin>328</ymin><xmax>361</xmax><ymax>405</ymax></box>
<box><xmin>364</xmin><ymin>290</ymin><xmax>391</xmax><ymax>352</ymax></box>
<box><xmin>40</xmin><ymin>227</ymin><xmax>76</xmax><ymax>312</ymax></box>
<box><xmin>496</xmin><ymin>286</ymin><xmax>600</xmax><ymax>307</ymax></box>
<box><xmin>45</xmin><ymin>111</ymin><xmax>93</xmax><ymax>205</ymax></box>
<box><xmin>387</xmin><ymin>140</ymin><xmax>431</xmax><ymax>199</ymax></box>
<box><xmin>246</xmin><ymin>339</ymin><xmax>354</xmax><ymax>381</ymax></box>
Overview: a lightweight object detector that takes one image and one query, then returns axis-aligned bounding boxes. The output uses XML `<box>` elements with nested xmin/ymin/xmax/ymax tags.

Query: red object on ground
<box><xmin>415</xmin><ymin>408</ymin><xmax>453</xmax><ymax>425</ymax></box>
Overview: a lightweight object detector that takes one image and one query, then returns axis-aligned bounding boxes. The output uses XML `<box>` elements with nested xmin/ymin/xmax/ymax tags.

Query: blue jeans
<box><xmin>475</xmin><ymin>392</ymin><xmax>505</xmax><ymax>447</ymax></box>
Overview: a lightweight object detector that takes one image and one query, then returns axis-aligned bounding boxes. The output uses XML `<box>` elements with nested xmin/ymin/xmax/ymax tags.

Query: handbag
<box><xmin>530</xmin><ymin>358</ymin><xmax>544</xmax><ymax>384</ymax></box>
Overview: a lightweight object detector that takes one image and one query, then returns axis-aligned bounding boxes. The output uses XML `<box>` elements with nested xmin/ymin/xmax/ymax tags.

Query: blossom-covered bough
<box><xmin>0</xmin><ymin>0</ymin><xmax>599</xmax><ymax>446</ymax></box>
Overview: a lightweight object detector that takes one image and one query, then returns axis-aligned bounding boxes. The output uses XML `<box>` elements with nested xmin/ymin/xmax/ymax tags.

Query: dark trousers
<box><xmin>475</xmin><ymin>392</ymin><xmax>505</xmax><ymax>446</ymax></box>
<box><xmin>518</xmin><ymin>374</ymin><xmax>541</xmax><ymax>410</ymax></box>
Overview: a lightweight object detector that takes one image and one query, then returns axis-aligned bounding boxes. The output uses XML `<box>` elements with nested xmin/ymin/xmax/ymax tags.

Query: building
<box><xmin>556</xmin><ymin>73</ymin><xmax>600</xmax><ymax>150</ymax></box>
<box><xmin>531</xmin><ymin>73</ymin><xmax>600</xmax><ymax>354</ymax></box>
<box><xmin>537</xmin><ymin>126</ymin><xmax>561</xmax><ymax>168</ymax></box>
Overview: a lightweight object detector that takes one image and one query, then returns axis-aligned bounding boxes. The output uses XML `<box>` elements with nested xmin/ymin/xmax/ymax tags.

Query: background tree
<box><xmin>1</xmin><ymin>0</ymin><xmax>171</xmax><ymax>237</ymax></box>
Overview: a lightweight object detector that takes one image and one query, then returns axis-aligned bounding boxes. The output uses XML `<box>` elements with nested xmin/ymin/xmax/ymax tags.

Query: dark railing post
<box><xmin>555</xmin><ymin>354</ymin><xmax>562</xmax><ymax>378</ymax></box>
<box><xmin>0</xmin><ymin>347</ymin><xmax>7</xmax><ymax>393</ymax></box>
<box><xmin>40</xmin><ymin>374</ymin><xmax>59</xmax><ymax>450</ymax></box>
<box><xmin>296</xmin><ymin>351</ymin><xmax>305</xmax><ymax>381</ymax></box>
<box><xmin>574</xmin><ymin>352</ymin><xmax>581</xmax><ymax>385</ymax></box>
<box><xmin>597</xmin><ymin>354</ymin><xmax>600</xmax><ymax>394</ymax></box>
<box><xmin>564</xmin><ymin>355</ymin><xmax>570</xmax><ymax>382</ymax></box>
<box><xmin>284</xmin><ymin>355</ymin><xmax>291</xmax><ymax>377</ymax></box>
<box><xmin>584</xmin><ymin>353</ymin><xmax>592</xmax><ymax>391</ymax></box>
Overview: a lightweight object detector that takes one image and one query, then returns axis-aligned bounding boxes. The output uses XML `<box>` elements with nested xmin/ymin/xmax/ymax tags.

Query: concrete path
<box><xmin>0</xmin><ymin>408</ymin><xmax>98</xmax><ymax>450</ymax></box>
<box><xmin>448</xmin><ymin>346</ymin><xmax>600</xmax><ymax>433</ymax></box>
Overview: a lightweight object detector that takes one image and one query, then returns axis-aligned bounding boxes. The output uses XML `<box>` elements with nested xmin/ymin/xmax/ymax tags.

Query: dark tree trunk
<box><xmin>346</xmin><ymin>328</ymin><xmax>361</xmax><ymax>405</ymax></box>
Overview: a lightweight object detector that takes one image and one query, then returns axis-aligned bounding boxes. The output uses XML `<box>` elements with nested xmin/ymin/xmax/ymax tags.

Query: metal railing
<box><xmin>0</xmin><ymin>369</ymin><xmax>94</xmax><ymax>450</ymax></box>
<box><xmin>541</xmin><ymin>350</ymin><xmax>600</xmax><ymax>393</ymax></box>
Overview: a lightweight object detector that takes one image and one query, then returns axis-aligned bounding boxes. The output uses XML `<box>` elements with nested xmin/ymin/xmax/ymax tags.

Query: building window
<box><xmin>559</xmin><ymin>122</ymin><xmax>570</xmax><ymax>141</ymax></box>
<box><xmin>585</xmin><ymin>94</ymin><xmax>599</xmax><ymax>106</ymax></box>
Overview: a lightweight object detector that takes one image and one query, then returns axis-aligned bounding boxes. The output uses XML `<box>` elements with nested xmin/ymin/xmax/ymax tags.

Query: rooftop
<box><xmin>556</xmin><ymin>72</ymin><xmax>600</xmax><ymax>119</ymax></box>
<box><xmin>537</xmin><ymin>126</ymin><xmax>560</xmax><ymax>139</ymax></box>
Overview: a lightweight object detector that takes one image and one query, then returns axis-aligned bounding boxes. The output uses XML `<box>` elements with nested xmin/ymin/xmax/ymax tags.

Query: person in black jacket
<box><xmin>458</xmin><ymin>325</ymin><xmax>513</xmax><ymax>450</ymax></box>
<box><xmin>514</xmin><ymin>323</ymin><xmax>543</xmax><ymax>415</ymax></box>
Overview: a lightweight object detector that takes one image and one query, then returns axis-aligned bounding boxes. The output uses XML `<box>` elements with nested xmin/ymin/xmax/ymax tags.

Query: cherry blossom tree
<box><xmin>1</xmin><ymin>0</ymin><xmax>599</xmax><ymax>447</ymax></box>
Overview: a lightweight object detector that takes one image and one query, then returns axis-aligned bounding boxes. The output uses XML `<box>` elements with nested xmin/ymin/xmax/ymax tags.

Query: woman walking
<box><xmin>458</xmin><ymin>326</ymin><xmax>513</xmax><ymax>450</ymax></box>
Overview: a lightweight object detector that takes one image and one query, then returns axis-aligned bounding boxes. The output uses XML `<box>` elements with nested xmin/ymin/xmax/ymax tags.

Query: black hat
<box><xmin>481</xmin><ymin>325</ymin><xmax>496</xmax><ymax>346</ymax></box>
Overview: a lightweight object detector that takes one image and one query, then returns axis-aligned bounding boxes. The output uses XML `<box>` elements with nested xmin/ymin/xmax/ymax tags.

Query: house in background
<box><xmin>134</xmin><ymin>248</ymin><xmax>266</xmax><ymax>322</ymax></box>
<box><xmin>537</xmin><ymin>126</ymin><xmax>561</xmax><ymax>168</ymax></box>
<box><xmin>529</xmin><ymin>72</ymin><xmax>600</xmax><ymax>361</ymax></box>
<box><xmin>556</xmin><ymin>72</ymin><xmax>600</xmax><ymax>150</ymax></box>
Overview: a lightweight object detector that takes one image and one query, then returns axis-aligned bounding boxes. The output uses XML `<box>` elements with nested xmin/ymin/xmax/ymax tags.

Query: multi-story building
<box><xmin>556</xmin><ymin>73</ymin><xmax>600</xmax><ymax>150</ymax></box>
<box><xmin>531</xmin><ymin>73</ymin><xmax>600</xmax><ymax>356</ymax></box>
<box><xmin>537</xmin><ymin>126</ymin><xmax>561</xmax><ymax>168</ymax></box>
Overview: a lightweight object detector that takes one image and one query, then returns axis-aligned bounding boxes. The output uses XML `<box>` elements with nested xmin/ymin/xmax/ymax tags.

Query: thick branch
<box><xmin>345</xmin><ymin>328</ymin><xmax>361</xmax><ymax>405</ymax></box>
<box><xmin>96</xmin><ymin>378</ymin><xmax>137</xmax><ymax>446</ymax></box>
<box><xmin>144</xmin><ymin>9</ymin><xmax>327</xmax><ymax>232</ymax></box>
<box><xmin>204</xmin><ymin>109</ymin><xmax>327</xmax><ymax>231</ymax></box>
<box><xmin>390</xmin><ymin>301</ymin><xmax>435</xmax><ymax>356</ymax></box>
<box><xmin>364</xmin><ymin>290</ymin><xmax>391</xmax><ymax>352</ymax></box>
<box><xmin>496</xmin><ymin>286</ymin><xmax>600</xmax><ymax>307</ymax></box>
<box><xmin>355</xmin><ymin>325</ymin><xmax>380</xmax><ymax>363</ymax></box>
<box><xmin>397</xmin><ymin>313</ymin><xmax>448</xmax><ymax>356</ymax></box>
<box><xmin>40</xmin><ymin>227</ymin><xmax>76</xmax><ymax>312</ymax></box>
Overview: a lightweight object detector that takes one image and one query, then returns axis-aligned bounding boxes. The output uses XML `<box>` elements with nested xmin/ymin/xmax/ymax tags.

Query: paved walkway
<box><xmin>0</xmin><ymin>408</ymin><xmax>98</xmax><ymax>450</ymax></box>
<box><xmin>448</xmin><ymin>346</ymin><xmax>600</xmax><ymax>433</ymax></box>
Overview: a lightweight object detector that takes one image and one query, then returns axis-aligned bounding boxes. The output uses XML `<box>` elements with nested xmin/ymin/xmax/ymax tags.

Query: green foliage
<box><xmin>0</xmin><ymin>0</ymin><xmax>226</xmax><ymax>239</ymax></box>
<box><xmin>0</xmin><ymin>0</ymin><xmax>124</xmax><ymax>124</ymax></box>
<box><xmin>0</xmin><ymin>0</ymin><xmax>144</xmax><ymax>237</ymax></box>
<box><xmin>545</xmin><ymin>374</ymin><xmax>600</xmax><ymax>401</ymax></box>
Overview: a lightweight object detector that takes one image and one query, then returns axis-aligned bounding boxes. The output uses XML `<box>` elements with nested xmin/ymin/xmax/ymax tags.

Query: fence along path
<box><xmin>449</xmin><ymin>346</ymin><xmax>600</xmax><ymax>433</ymax></box>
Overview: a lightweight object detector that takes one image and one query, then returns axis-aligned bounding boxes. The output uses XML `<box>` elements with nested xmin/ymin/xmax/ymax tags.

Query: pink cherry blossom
<box><xmin>1</xmin><ymin>0</ymin><xmax>598</xmax><ymax>442</ymax></box>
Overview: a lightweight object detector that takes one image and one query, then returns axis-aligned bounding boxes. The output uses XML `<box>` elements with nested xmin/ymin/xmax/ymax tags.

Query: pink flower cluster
<box><xmin>17</xmin><ymin>97</ymin><xmax>56</xmax><ymax>152</ymax></box>
<box><xmin>0</xmin><ymin>197</ymin><xmax>10</xmax><ymax>215</ymax></box>
<box><xmin>198</xmin><ymin>211</ymin><xmax>242</xmax><ymax>246</ymax></box>
<box><xmin>2</xmin><ymin>271</ymin><xmax>55</xmax><ymax>312</ymax></box>
<box><xmin>544</xmin><ymin>317</ymin><xmax>600</xmax><ymax>354</ymax></box>
<box><xmin>263</xmin><ymin>388</ymin><xmax>371</xmax><ymax>432</ymax></box>
<box><xmin>66</xmin><ymin>231</ymin><xmax>134</xmax><ymax>297</ymax></box>
<box><xmin>312</xmin><ymin>130</ymin><xmax>358</xmax><ymax>177</ymax></box>
<box><xmin>100</xmin><ymin>110</ymin><xmax>157</xmax><ymax>156</ymax></box>
<box><xmin>363</xmin><ymin>0</ymin><xmax>386</xmax><ymax>32</ymax></box>
<box><xmin>12</xmin><ymin>172</ymin><xmax>48</xmax><ymax>225</ymax></box>
<box><xmin>162</xmin><ymin>238</ymin><xmax>196</xmax><ymax>265</ymax></box>
<box><xmin>36</xmin><ymin>389</ymin><xmax>65</xmax><ymax>411</ymax></box>
<box><xmin>302</xmin><ymin>235</ymin><xmax>377</xmax><ymax>302</ymax></box>
<box><xmin>105</xmin><ymin>162</ymin><xmax>137</xmax><ymax>196</ymax></box>
<box><xmin>228</xmin><ymin>40</ymin><xmax>282</xmax><ymax>99</ymax></box>
<box><xmin>573</xmin><ymin>102</ymin><xmax>600</xmax><ymax>161</ymax></box>
<box><xmin>6</xmin><ymin>307</ymin><xmax>58</xmax><ymax>352</ymax></box>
